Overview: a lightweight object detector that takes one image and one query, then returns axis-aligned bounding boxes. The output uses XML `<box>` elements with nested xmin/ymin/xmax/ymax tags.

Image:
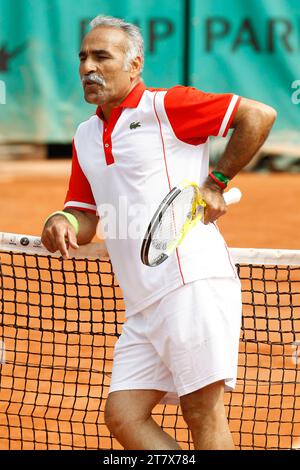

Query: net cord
<box><xmin>1</xmin><ymin>232</ymin><xmax>300</xmax><ymax>265</ymax></box>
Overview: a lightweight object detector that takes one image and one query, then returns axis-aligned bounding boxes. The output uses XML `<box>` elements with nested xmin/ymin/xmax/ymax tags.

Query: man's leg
<box><xmin>180</xmin><ymin>380</ymin><xmax>234</xmax><ymax>450</ymax></box>
<box><xmin>105</xmin><ymin>389</ymin><xmax>181</xmax><ymax>450</ymax></box>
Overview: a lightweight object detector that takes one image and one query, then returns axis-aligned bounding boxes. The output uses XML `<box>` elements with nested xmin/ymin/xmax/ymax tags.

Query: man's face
<box><xmin>79</xmin><ymin>26</ymin><xmax>139</xmax><ymax>106</ymax></box>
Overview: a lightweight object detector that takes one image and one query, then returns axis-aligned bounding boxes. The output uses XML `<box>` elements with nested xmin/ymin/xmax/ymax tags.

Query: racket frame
<box><xmin>141</xmin><ymin>181</ymin><xmax>206</xmax><ymax>267</ymax></box>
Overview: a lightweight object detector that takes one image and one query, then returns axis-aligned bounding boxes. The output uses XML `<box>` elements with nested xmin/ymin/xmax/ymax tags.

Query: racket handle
<box><xmin>223</xmin><ymin>187</ymin><xmax>242</xmax><ymax>205</ymax></box>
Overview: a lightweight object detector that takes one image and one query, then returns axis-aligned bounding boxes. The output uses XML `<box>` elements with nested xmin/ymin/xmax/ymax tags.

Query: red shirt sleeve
<box><xmin>64</xmin><ymin>140</ymin><xmax>97</xmax><ymax>214</ymax></box>
<box><xmin>164</xmin><ymin>86</ymin><xmax>241</xmax><ymax>145</ymax></box>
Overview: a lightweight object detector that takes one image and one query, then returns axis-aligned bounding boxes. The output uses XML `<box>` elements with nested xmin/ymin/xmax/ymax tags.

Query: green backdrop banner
<box><xmin>190</xmin><ymin>0</ymin><xmax>300</xmax><ymax>138</ymax></box>
<box><xmin>0</xmin><ymin>0</ymin><xmax>184</xmax><ymax>142</ymax></box>
<box><xmin>0</xmin><ymin>0</ymin><xmax>299</xmax><ymax>142</ymax></box>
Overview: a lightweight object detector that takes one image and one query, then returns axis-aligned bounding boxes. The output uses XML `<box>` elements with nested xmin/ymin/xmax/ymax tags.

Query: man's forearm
<box><xmin>201</xmin><ymin>99</ymin><xmax>276</xmax><ymax>223</ymax></box>
<box><xmin>64</xmin><ymin>208</ymin><xmax>98</xmax><ymax>244</ymax></box>
<box><xmin>214</xmin><ymin>102</ymin><xmax>277</xmax><ymax>180</ymax></box>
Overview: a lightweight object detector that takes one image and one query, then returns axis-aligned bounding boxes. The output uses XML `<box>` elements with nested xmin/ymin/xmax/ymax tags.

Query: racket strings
<box><xmin>149</xmin><ymin>186</ymin><xmax>198</xmax><ymax>263</ymax></box>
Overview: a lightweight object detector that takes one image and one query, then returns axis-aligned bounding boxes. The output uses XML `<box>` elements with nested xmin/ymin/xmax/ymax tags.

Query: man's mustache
<box><xmin>82</xmin><ymin>74</ymin><xmax>106</xmax><ymax>86</ymax></box>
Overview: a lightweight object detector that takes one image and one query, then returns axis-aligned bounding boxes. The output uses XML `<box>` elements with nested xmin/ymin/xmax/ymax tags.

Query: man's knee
<box><xmin>180</xmin><ymin>380</ymin><xmax>226</xmax><ymax>429</ymax></box>
<box><xmin>104</xmin><ymin>390</ymin><xmax>165</xmax><ymax>434</ymax></box>
<box><xmin>182</xmin><ymin>405</ymin><xmax>223</xmax><ymax>431</ymax></box>
<box><xmin>104</xmin><ymin>396</ymin><xmax>121</xmax><ymax>433</ymax></box>
<box><xmin>104</xmin><ymin>393</ymin><xmax>134</xmax><ymax>434</ymax></box>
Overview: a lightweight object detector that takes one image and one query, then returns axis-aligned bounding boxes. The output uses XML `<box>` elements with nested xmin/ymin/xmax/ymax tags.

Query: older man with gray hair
<box><xmin>42</xmin><ymin>15</ymin><xmax>276</xmax><ymax>450</ymax></box>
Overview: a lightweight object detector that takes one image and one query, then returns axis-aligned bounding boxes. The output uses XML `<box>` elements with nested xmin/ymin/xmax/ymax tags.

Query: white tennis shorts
<box><xmin>109</xmin><ymin>277</ymin><xmax>242</xmax><ymax>405</ymax></box>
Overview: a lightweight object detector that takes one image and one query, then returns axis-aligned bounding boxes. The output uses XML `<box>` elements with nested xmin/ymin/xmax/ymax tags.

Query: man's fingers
<box><xmin>57</xmin><ymin>238</ymin><xmax>69</xmax><ymax>259</ymax></box>
<box><xmin>203</xmin><ymin>201</ymin><xmax>227</xmax><ymax>225</ymax></box>
<box><xmin>57</xmin><ymin>226</ymin><xmax>79</xmax><ymax>258</ymax></box>
<box><xmin>204</xmin><ymin>208</ymin><xmax>217</xmax><ymax>225</ymax></box>
<box><xmin>200</xmin><ymin>179</ymin><xmax>229</xmax><ymax>224</ymax></box>
<box><xmin>42</xmin><ymin>216</ymin><xmax>80</xmax><ymax>258</ymax></box>
<box><xmin>41</xmin><ymin>231</ymin><xmax>57</xmax><ymax>253</ymax></box>
<box><xmin>51</xmin><ymin>226</ymin><xmax>70</xmax><ymax>259</ymax></box>
<box><xmin>67</xmin><ymin>227</ymin><xmax>79</xmax><ymax>250</ymax></box>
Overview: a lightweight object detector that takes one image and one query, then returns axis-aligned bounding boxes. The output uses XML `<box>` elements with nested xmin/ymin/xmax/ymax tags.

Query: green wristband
<box><xmin>45</xmin><ymin>211</ymin><xmax>79</xmax><ymax>235</ymax></box>
<box><xmin>211</xmin><ymin>171</ymin><xmax>230</xmax><ymax>186</ymax></box>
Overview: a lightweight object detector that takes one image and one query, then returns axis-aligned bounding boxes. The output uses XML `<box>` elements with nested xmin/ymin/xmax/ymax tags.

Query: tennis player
<box><xmin>41</xmin><ymin>16</ymin><xmax>276</xmax><ymax>450</ymax></box>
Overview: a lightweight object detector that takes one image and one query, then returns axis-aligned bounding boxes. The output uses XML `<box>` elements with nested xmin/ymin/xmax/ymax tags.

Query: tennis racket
<box><xmin>141</xmin><ymin>180</ymin><xmax>242</xmax><ymax>267</ymax></box>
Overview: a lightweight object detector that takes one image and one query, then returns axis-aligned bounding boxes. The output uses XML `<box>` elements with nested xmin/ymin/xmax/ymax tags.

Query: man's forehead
<box><xmin>81</xmin><ymin>26</ymin><xmax>127</xmax><ymax>51</ymax></box>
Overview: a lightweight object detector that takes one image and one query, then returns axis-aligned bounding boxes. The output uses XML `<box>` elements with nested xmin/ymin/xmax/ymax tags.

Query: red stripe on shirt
<box><xmin>153</xmin><ymin>92</ymin><xmax>186</xmax><ymax>285</ymax></box>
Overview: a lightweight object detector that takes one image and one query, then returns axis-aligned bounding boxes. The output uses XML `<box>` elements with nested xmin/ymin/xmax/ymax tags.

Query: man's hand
<box><xmin>200</xmin><ymin>180</ymin><xmax>227</xmax><ymax>225</ymax></box>
<box><xmin>41</xmin><ymin>209</ymin><xmax>99</xmax><ymax>259</ymax></box>
<box><xmin>41</xmin><ymin>215</ymin><xmax>79</xmax><ymax>259</ymax></box>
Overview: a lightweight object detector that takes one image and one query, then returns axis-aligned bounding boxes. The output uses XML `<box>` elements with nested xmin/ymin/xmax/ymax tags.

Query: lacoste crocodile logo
<box><xmin>129</xmin><ymin>121</ymin><xmax>141</xmax><ymax>130</ymax></box>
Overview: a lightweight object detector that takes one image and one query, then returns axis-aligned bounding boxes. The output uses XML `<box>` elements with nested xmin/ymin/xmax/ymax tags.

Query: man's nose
<box><xmin>80</xmin><ymin>57</ymin><xmax>97</xmax><ymax>75</ymax></box>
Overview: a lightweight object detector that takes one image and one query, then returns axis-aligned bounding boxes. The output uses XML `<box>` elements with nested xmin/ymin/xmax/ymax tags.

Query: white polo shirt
<box><xmin>64</xmin><ymin>83</ymin><xmax>241</xmax><ymax>317</ymax></box>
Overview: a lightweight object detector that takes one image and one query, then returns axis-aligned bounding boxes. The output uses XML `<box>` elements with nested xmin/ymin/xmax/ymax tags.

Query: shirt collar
<box><xmin>96</xmin><ymin>82</ymin><xmax>146</xmax><ymax>120</ymax></box>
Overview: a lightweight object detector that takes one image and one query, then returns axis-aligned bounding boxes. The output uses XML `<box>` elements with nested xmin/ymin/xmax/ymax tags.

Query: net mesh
<box><xmin>0</xmin><ymin>248</ymin><xmax>300</xmax><ymax>450</ymax></box>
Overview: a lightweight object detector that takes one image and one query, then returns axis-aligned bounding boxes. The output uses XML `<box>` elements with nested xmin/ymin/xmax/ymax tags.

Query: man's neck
<box><xmin>101</xmin><ymin>78</ymin><xmax>142</xmax><ymax>121</ymax></box>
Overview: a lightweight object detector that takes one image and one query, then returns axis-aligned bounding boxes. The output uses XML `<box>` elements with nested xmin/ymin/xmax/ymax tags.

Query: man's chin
<box><xmin>84</xmin><ymin>91</ymin><xmax>104</xmax><ymax>105</ymax></box>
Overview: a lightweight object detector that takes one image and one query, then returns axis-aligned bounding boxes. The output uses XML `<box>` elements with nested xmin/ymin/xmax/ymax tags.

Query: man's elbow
<box><xmin>233</xmin><ymin>98</ymin><xmax>277</xmax><ymax>135</ymax></box>
<box><xmin>258</xmin><ymin>103</ymin><xmax>277</xmax><ymax>129</ymax></box>
<box><xmin>245</xmin><ymin>102</ymin><xmax>277</xmax><ymax>131</ymax></box>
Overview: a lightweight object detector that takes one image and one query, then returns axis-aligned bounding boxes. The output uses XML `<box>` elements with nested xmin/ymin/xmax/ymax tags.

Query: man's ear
<box><xmin>129</xmin><ymin>56</ymin><xmax>142</xmax><ymax>79</ymax></box>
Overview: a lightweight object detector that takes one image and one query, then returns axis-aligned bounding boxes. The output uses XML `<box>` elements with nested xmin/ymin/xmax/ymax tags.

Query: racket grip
<box><xmin>223</xmin><ymin>187</ymin><xmax>242</xmax><ymax>205</ymax></box>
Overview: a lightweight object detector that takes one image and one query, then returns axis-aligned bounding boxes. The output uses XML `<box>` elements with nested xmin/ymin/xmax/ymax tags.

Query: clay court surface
<box><xmin>0</xmin><ymin>160</ymin><xmax>300</xmax><ymax>450</ymax></box>
<box><xmin>0</xmin><ymin>160</ymin><xmax>300</xmax><ymax>248</ymax></box>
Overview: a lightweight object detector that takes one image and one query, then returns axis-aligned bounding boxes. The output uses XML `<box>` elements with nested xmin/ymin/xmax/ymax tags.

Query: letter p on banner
<box><xmin>0</xmin><ymin>340</ymin><xmax>5</xmax><ymax>364</ymax></box>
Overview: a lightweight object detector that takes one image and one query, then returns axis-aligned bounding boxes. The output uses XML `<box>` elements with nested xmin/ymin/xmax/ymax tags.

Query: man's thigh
<box><xmin>180</xmin><ymin>380</ymin><xmax>225</xmax><ymax>415</ymax></box>
<box><xmin>106</xmin><ymin>389</ymin><xmax>166</xmax><ymax>421</ymax></box>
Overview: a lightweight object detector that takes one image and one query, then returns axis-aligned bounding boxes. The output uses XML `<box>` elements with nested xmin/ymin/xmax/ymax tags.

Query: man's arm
<box><xmin>41</xmin><ymin>209</ymin><xmax>99</xmax><ymax>258</ymax></box>
<box><xmin>202</xmin><ymin>97</ymin><xmax>277</xmax><ymax>224</ymax></box>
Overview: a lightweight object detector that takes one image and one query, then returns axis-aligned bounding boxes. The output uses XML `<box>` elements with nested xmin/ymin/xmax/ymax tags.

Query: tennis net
<box><xmin>0</xmin><ymin>232</ymin><xmax>300</xmax><ymax>450</ymax></box>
